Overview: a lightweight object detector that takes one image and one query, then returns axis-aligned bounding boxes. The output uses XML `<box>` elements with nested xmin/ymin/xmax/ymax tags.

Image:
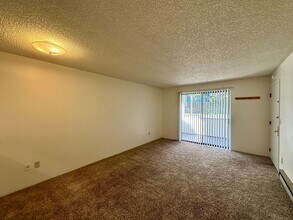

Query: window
<box><xmin>180</xmin><ymin>89</ymin><xmax>231</xmax><ymax>149</ymax></box>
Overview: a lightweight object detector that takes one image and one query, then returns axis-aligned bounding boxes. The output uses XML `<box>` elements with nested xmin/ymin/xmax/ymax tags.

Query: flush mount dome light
<box><xmin>32</xmin><ymin>41</ymin><xmax>65</xmax><ymax>56</ymax></box>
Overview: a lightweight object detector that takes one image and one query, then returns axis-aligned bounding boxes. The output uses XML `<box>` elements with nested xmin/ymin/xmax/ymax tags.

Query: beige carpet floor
<box><xmin>0</xmin><ymin>139</ymin><xmax>292</xmax><ymax>219</ymax></box>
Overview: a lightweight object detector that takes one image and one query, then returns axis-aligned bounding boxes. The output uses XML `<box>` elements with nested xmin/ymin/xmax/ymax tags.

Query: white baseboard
<box><xmin>280</xmin><ymin>173</ymin><xmax>293</xmax><ymax>203</ymax></box>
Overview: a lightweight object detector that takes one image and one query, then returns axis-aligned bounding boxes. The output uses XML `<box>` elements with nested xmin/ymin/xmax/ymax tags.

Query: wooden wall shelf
<box><xmin>235</xmin><ymin>96</ymin><xmax>260</xmax><ymax>100</ymax></box>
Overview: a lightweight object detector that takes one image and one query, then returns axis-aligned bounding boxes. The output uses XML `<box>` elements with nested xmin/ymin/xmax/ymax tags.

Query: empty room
<box><xmin>0</xmin><ymin>0</ymin><xmax>293</xmax><ymax>219</ymax></box>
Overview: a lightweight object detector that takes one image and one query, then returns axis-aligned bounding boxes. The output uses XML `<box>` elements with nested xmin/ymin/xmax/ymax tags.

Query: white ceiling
<box><xmin>1</xmin><ymin>0</ymin><xmax>293</xmax><ymax>88</ymax></box>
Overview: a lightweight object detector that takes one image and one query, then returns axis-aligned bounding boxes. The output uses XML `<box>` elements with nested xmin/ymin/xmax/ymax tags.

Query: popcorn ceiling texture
<box><xmin>0</xmin><ymin>0</ymin><xmax>293</xmax><ymax>88</ymax></box>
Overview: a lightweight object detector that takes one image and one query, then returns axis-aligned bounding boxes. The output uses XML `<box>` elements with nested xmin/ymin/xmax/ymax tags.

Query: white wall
<box><xmin>0</xmin><ymin>52</ymin><xmax>162</xmax><ymax>197</ymax></box>
<box><xmin>163</xmin><ymin>76</ymin><xmax>271</xmax><ymax>156</ymax></box>
<box><xmin>272</xmin><ymin>51</ymin><xmax>293</xmax><ymax>182</ymax></box>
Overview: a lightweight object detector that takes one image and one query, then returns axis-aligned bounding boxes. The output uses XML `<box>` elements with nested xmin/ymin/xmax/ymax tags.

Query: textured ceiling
<box><xmin>1</xmin><ymin>0</ymin><xmax>293</xmax><ymax>88</ymax></box>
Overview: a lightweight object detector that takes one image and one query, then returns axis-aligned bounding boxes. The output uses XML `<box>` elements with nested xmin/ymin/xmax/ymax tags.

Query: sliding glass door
<box><xmin>180</xmin><ymin>89</ymin><xmax>231</xmax><ymax>149</ymax></box>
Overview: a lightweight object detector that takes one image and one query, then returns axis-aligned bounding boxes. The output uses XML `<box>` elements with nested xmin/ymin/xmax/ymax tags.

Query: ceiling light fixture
<box><xmin>32</xmin><ymin>41</ymin><xmax>65</xmax><ymax>56</ymax></box>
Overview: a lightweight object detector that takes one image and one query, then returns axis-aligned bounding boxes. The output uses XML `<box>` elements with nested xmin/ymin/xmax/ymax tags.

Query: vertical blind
<box><xmin>180</xmin><ymin>89</ymin><xmax>231</xmax><ymax>149</ymax></box>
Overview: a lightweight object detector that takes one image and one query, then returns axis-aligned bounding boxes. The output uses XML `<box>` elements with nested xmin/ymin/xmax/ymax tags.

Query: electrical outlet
<box><xmin>24</xmin><ymin>163</ymin><xmax>32</xmax><ymax>171</ymax></box>
<box><xmin>34</xmin><ymin>161</ymin><xmax>40</xmax><ymax>168</ymax></box>
<box><xmin>281</xmin><ymin>158</ymin><xmax>284</xmax><ymax>164</ymax></box>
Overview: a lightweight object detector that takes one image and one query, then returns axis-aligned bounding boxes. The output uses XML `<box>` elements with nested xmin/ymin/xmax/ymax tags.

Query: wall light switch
<box><xmin>34</xmin><ymin>161</ymin><xmax>40</xmax><ymax>168</ymax></box>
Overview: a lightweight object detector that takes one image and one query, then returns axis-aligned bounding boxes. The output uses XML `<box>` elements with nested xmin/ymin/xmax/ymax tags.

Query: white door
<box><xmin>271</xmin><ymin>80</ymin><xmax>280</xmax><ymax>170</ymax></box>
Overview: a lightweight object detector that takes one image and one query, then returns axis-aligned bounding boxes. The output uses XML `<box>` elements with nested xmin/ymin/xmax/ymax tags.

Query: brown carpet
<box><xmin>0</xmin><ymin>139</ymin><xmax>292</xmax><ymax>219</ymax></box>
